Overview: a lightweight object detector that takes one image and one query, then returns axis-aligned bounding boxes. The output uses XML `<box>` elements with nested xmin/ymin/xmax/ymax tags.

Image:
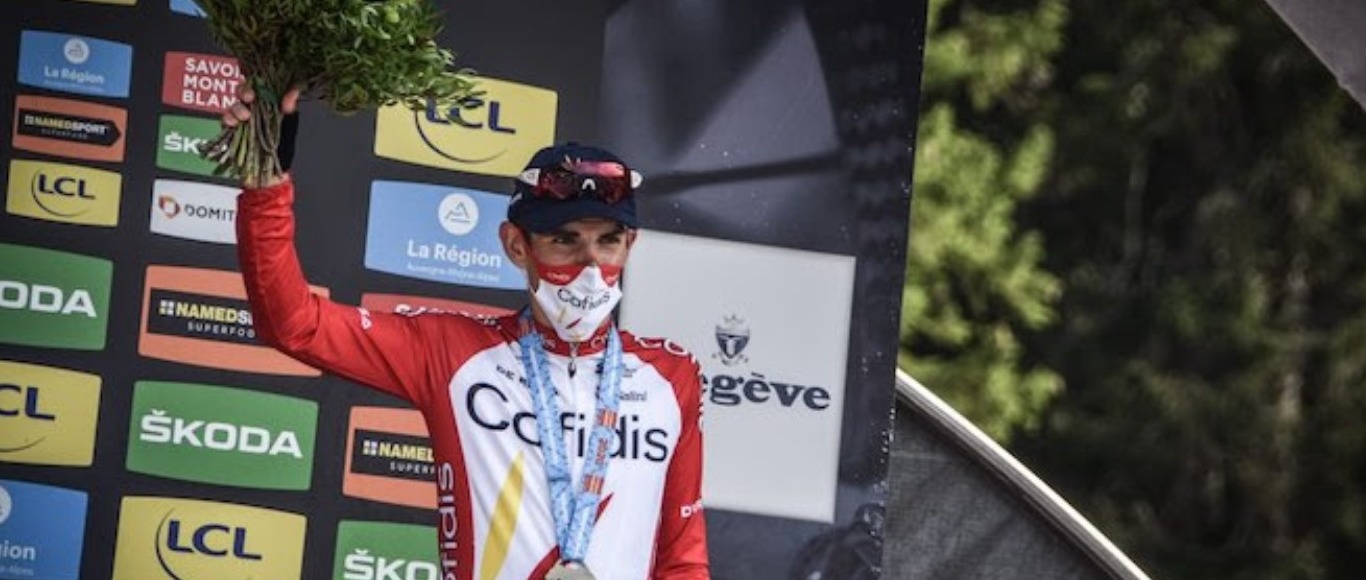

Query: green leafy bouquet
<box><xmin>198</xmin><ymin>0</ymin><xmax>479</xmax><ymax>185</ymax></box>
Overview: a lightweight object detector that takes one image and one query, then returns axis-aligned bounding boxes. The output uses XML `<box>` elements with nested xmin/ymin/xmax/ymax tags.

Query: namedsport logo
<box><xmin>17</xmin><ymin>30</ymin><xmax>133</xmax><ymax>99</ymax></box>
<box><xmin>365</xmin><ymin>180</ymin><xmax>525</xmax><ymax>290</ymax></box>
<box><xmin>0</xmin><ymin>243</ymin><xmax>111</xmax><ymax>350</ymax></box>
<box><xmin>343</xmin><ymin>406</ymin><xmax>436</xmax><ymax>509</ymax></box>
<box><xmin>0</xmin><ymin>360</ymin><xmax>101</xmax><ymax>467</ymax></box>
<box><xmin>11</xmin><ymin>94</ymin><xmax>127</xmax><ymax>163</ymax></box>
<box><xmin>6</xmin><ymin>159</ymin><xmax>122</xmax><ymax>227</ymax></box>
<box><xmin>111</xmin><ymin>497</ymin><xmax>305</xmax><ymax>580</ymax></box>
<box><xmin>0</xmin><ymin>479</ymin><xmax>88</xmax><ymax>580</ymax></box>
<box><xmin>126</xmin><ymin>381</ymin><xmax>318</xmax><ymax>490</ymax></box>
<box><xmin>138</xmin><ymin>265</ymin><xmax>327</xmax><ymax>376</ymax></box>
<box><xmin>333</xmin><ymin>520</ymin><xmax>439</xmax><ymax>580</ymax></box>
<box><xmin>374</xmin><ymin>75</ymin><xmax>557</xmax><ymax>177</ymax></box>
<box><xmin>162</xmin><ymin>52</ymin><xmax>244</xmax><ymax>113</ymax></box>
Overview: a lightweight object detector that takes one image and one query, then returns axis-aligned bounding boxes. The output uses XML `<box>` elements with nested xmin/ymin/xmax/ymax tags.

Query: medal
<box><xmin>519</xmin><ymin>309</ymin><xmax>623</xmax><ymax>575</ymax></box>
<box><xmin>546</xmin><ymin>561</ymin><xmax>596</xmax><ymax>580</ymax></box>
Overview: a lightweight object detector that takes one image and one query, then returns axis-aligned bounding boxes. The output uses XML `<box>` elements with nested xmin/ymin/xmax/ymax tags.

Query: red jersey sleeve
<box><xmin>236</xmin><ymin>177</ymin><xmax>480</xmax><ymax>407</ymax></box>
<box><xmin>652</xmin><ymin>354</ymin><xmax>710</xmax><ymax>579</ymax></box>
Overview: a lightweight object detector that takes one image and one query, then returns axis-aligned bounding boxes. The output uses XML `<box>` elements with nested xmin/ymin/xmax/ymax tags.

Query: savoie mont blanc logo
<box><xmin>17</xmin><ymin>30</ymin><xmax>133</xmax><ymax>99</ymax></box>
<box><xmin>111</xmin><ymin>497</ymin><xmax>305</xmax><ymax>580</ymax></box>
<box><xmin>161</xmin><ymin>52</ymin><xmax>245</xmax><ymax>113</ymax></box>
<box><xmin>0</xmin><ymin>360</ymin><xmax>102</xmax><ymax>467</ymax></box>
<box><xmin>0</xmin><ymin>479</ymin><xmax>88</xmax><ymax>580</ymax></box>
<box><xmin>374</xmin><ymin>76</ymin><xmax>556</xmax><ymax>177</ymax></box>
<box><xmin>6</xmin><ymin>159</ymin><xmax>122</xmax><ymax>227</ymax></box>
<box><xmin>126</xmin><ymin>381</ymin><xmax>318</xmax><ymax>490</ymax></box>
<box><xmin>0</xmin><ymin>243</ymin><xmax>112</xmax><ymax>351</ymax></box>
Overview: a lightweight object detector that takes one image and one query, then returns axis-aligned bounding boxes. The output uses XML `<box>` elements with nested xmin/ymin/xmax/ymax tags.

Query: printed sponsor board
<box><xmin>0</xmin><ymin>243</ymin><xmax>112</xmax><ymax>351</ymax></box>
<box><xmin>0</xmin><ymin>479</ymin><xmax>87</xmax><ymax>580</ymax></box>
<box><xmin>161</xmin><ymin>52</ymin><xmax>244</xmax><ymax>113</ymax></box>
<box><xmin>620</xmin><ymin>230</ymin><xmax>855</xmax><ymax>523</ymax></box>
<box><xmin>64</xmin><ymin>0</ymin><xmax>137</xmax><ymax>5</ymax></box>
<box><xmin>149</xmin><ymin>179</ymin><xmax>238</xmax><ymax>244</ymax></box>
<box><xmin>126</xmin><ymin>381</ymin><xmax>318</xmax><ymax>490</ymax></box>
<box><xmin>343</xmin><ymin>406</ymin><xmax>436</xmax><ymax>509</ymax></box>
<box><xmin>17</xmin><ymin>30</ymin><xmax>133</xmax><ymax>99</ymax></box>
<box><xmin>374</xmin><ymin>76</ymin><xmax>557</xmax><ymax>177</ymax></box>
<box><xmin>0</xmin><ymin>361</ymin><xmax>101</xmax><ymax>467</ymax></box>
<box><xmin>332</xmin><ymin>520</ymin><xmax>439</xmax><ymax>580</ymax></box>
<box><xmin>155</xmin><ymin>114</ymin><xmax>223</xmax><ymax>178</ymax></box>
<box><xmin>365</xmin><ymin>180</ymin><xmax>524</xmax><ymax>290</ymax></box>
<box><xmin>6</xmin><ymin>159</ymin><xmax>121</xmax><ymax>227</ymax></box>
<box><xmin>360</xmin><ymin>293</ymin><xmax>514</xmax><ymax>319</ymax></box>
<box><xmin>138</xmin><ymin>265</ymin><xmax>327</xmax><ymax>376</ymax></box>
<box><xmin>170</xmin><ymin>0</ymin><xmax>205</xmax><ymax>17</ymax></box>
<box><xmin>111</xmin><ymin>497</ymin><xmax>305</xmax><ymax>580</ymax></box>
<box><xmin>11</xmin><ymin>94</ymin><xmax>127</xmax><ymax>163</ymax></box>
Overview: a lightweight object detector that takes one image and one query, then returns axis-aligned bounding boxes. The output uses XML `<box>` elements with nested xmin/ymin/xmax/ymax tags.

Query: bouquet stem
<box><xmin>205</xmin><ymin>88</ymin><xmax>284</xmax><ymax>187</ymax></box>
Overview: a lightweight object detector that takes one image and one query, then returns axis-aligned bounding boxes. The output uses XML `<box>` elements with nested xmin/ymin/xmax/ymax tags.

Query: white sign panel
<box><xmin>621</xmin><ymin>230</ymin><xmax>855</xmax><ymax>523</ymax></box>
<box><xmin>149</xmin><ymin>179</ymin><xmax>238</xmax><ymax>244</ymax></box>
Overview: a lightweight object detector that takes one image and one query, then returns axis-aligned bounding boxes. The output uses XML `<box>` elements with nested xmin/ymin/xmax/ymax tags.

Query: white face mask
<box><xmin>530</xmin><ymin>261</ymin><xmax>623</xmax><ymax>342</ymax></box>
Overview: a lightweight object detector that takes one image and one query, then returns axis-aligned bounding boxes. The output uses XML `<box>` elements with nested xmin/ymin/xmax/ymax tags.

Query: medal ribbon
<box><xmin>518</xmin><ymin>309</ymin><xmax>623</xmax><ymax>564</ymax></box>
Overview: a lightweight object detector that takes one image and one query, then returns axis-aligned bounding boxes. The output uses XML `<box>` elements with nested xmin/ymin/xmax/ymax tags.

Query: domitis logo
<box><xmin>6</xmin><ymin>159</ymin><xmax>122</xmax><ymax>227</ymax></box>
<box><xmin>112</xmin><ymin>497</ymin><xmax>305</xmax><ymax>580</ymax></box>
<box><xmin>365</xmin><ymin>180</ymin><xmax>525</xmax><ymax>290</ymax></box>
<box><xmin>0</xmin><ymin>479</ymin><xmax>88</xmax><ymax>580</ymax></box>
<box><xmin>0</xmin><ymin>243</ymin><xmax>111</xmax><ymax>351</ymax></box>
<box><xmin>17</xmin><ymin>30</ymin><xmax>133</xmax><ymax>99</ymax></box>
<box><xmin>374</xmin><ymin>75</ymin><xmax>557</xmax><ymax>177</ymax></box>
<box><xmin>138</xmin><ymin>265</ymin><xmax>327</xmax><ymax>376</ymax></box>
<box><xmin>126</xmin><ymin>381</ymin><xmax>318</xmax><ymax>490</ymax></box>
<box><xmin>149</xmin><ymin>179</ymin><xmax>239</xmax><ymax>244</ymax></box>
<box><xmin>333</xmin><ymin>520</ymin><xmax>439</xmax><ymax>580</ymax></box>
<box><xmin>0</xmin><ymin>360</ymin><xmax>101</xmax><ymax>467</ymax></box>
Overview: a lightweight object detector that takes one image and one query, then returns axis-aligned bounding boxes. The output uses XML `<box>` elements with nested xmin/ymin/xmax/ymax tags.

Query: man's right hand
<box><xmin>222</xmin><ymin>85</ymin><xmax>303</xmax><ymax>188</ymax></box>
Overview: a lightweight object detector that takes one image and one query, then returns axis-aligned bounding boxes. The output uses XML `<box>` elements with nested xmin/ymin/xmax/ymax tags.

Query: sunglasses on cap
<box><xmin>517</xmin><ymin>158</ymin><xmax>644</xmax><ymax>204</ymax></box>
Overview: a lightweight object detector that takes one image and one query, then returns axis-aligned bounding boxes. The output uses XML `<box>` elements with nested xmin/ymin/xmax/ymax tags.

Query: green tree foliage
<box><xmin>902</xmin><ymin>0</ymin><xmax>1067</xmax><ymax>439</ymax></box>
<box><xmin>1007</xmin><ymin>1</ymin><xmax>1366</xmax><ymax>578</ymax></box>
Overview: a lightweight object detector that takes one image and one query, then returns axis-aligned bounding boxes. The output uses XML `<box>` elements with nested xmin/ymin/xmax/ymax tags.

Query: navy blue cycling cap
<box><xmin>507</xmin><ymin>142</ymin><xmax>642</xmax><ymax>233</ymax></box>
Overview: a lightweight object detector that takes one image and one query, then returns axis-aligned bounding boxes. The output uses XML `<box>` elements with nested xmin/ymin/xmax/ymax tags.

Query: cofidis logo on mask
<box><xmin>0</xmin><ymin>480</ymin><xmax>88</xmax><ymax>580</ymax></box>
<box><xmin>149</xmin><ymin>179</ymin><xmax>238</xmax><ymax>244</ymax></box>
<box><xmin>111</xmin><ymin>497</ymin><xmax>305</xmax><ymax>580</ymax></box>
<box><xmin>374</xmin><ymin>76</ymin><xmax>557</xmax><ymax>177</ymax></box>
<box><xmin>0</xmin><ymin>244</ymin><xmax>111</xmax><ymax>351</ymax></box>
<box><xmin>6</xmin><ymin>159</ymin><xmax>122</xmax><ymax>227</ymax></box>
<box><xmin>126</xmin><ymin>381</ymin><xmax>318</xmax><ymax>490</ymax></box>
<box><xmin>170</xmin><ymin>0</ymin><xmax>206</xmax><ymax>17</ymax></box>
<box><xmin>17</xmin><ymin>31</ymin><xmax>133</xmax><ymax>99</ymax></box>
<box><xmin>138</xmin><ymin>265</ymin><xmax>327</xmax><ymax>376</ymax></box>
<box><xmin>343</xmin><ymin>406</ymin><xmax>436</xmax><ymax>509</ymax></box>
<box><xmin>12</xmin><ymin>95</ymin><xmax>127</xmax><ymax>163</ymax></box>
<box><xmin>161</xmin><ymin>52</ymin><xmax>245</xmax><ymax>113</ymax></box>
<box><xmin>365</xmin><ymin>180</ymin><xmax>524</xmax><ymax>290</ymax></box>
<box><xmin>0</xmin><ymin>361</ymin><xmax>101</xmax><ymax>467</ymax></box>
<box><xmin>333</xmin><ymin>520</ymin><xmax>439</xmax><ymax>580</ymax></box>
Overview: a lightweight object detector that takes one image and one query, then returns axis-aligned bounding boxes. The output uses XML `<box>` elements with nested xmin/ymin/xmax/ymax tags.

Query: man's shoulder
<box><xmin>621</xmin><ymin>331</ymin><xmax>701</xmax><ymax>373</ymax></box>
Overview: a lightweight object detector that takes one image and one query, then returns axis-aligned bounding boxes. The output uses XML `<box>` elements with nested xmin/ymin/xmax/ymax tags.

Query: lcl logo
<box><xmin>0</xmin><ymin>383</ymin><xmax>56</xmax><ymax>421</ymax></box>
<box><xmin>33</xmin><ymin>172</ymin><xmax>94</xmax><ymax>200</ymax></box>
<box><xmin>160</xmin><ymin>518</ymin><xmax>262</xmax><ymax>561</ymax></box>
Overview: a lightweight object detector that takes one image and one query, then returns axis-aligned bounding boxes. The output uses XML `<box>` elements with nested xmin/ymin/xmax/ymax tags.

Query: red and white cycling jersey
<box><xmin>237</xmin><ymin>178</ymin><xmax>708</xmax><ymax>580</ymax></box>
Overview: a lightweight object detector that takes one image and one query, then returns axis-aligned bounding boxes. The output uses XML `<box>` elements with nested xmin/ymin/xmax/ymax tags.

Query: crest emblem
<box><xmin>713</xmin><ymin>314</ymin><xmax>750</xmax><ymax>366</ymax></box>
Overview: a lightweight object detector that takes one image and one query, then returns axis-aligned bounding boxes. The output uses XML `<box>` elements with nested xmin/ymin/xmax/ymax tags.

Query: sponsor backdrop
<box><xmin>0</xmin><ymin>1</ymin><xmax>924</xmax><ymax>578</ymax></box>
